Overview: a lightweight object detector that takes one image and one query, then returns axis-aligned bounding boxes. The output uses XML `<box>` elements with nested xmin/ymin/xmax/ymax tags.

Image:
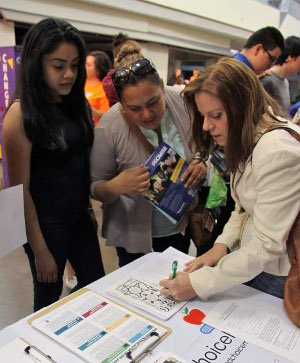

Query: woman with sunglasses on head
<box><xmin>159</xmin><ymin>58</ymin><xmax>300</xmax><ymax>302</ymax></box>
<box><xmin>2</xmin><ymin>18</ymin><xmax>105</xmax><ymax>312</ymax></box>
<box><xmin>90</xmin><ymin>41</ymin><xmax>206</xmax><ymax>267</ymax></box>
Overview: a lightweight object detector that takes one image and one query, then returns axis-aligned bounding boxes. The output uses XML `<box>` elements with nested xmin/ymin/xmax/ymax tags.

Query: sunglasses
<box><xmin>112</xmin><ymin>58</ymin><xmax>156</xmax><ymax>87</ymax></box>
<box><xmin>263</xmin><ymin>46</ymin><xmax>277</xmax><ymax>64</ymax></box>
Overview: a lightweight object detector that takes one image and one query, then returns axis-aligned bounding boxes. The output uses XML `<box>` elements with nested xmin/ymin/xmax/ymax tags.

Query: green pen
<box><xmin>172</xmin><ymin>260</ymin><xmax>178</xmax><ymax>279</ymax></box>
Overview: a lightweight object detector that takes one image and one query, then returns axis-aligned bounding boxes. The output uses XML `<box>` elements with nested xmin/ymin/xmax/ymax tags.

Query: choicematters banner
<box><xmin>0</xmin><ymin>46</ymin><xmax>21</xmax><ymax>186</ymax></box>
<box><xmin>164</xmin><ymin>293</ymin><xmax>292</xmax><ymax>363</ymax></box>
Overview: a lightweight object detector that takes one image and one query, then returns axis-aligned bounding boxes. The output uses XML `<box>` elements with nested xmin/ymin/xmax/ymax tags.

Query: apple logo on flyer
<box><xmin>183</xmin><ymin>308</ymin><xmax>206</xmax><ymax>325</ymax></box>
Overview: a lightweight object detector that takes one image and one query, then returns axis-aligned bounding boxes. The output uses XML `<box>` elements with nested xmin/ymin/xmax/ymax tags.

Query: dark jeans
<box><xmin>24</xmin><ymin>210</ymin><xmax>105</xmax><ymax>312</ymax></box>
<box><xmin>246</xmin><ymin>272</ymin><xmax>287</xmax><ymax>299</ymax></box>
<box><xmin>116</xmin><ymin>231</ymin><xmax>191</xmax><ymax>267</ymax></box>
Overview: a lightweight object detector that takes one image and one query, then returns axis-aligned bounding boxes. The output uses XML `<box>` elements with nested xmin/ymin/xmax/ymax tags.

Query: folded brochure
<box><xmin>143</xmin><ymin>142</ymin><xmax>202</xmax><ymax>223</ymax></box>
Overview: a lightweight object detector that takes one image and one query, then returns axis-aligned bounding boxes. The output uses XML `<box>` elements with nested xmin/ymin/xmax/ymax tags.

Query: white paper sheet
<box><xmin>0</xmin><ymin>337</ymin><xmax>53</xmax><ymax>362</ymax></box>
<box><xmin>203</xmin><ymin>290</ymin><xmax>300</xmax><ymax>362</ymax></box>
<box><xmin>0</xmin><ymin>185</ymin><xmax>27</xmax><ymax>259</ymax></box>
<box><xmin>107</xmin><ymin>247</ymin><xmax>194</xmax><ymax>319</ymax></box>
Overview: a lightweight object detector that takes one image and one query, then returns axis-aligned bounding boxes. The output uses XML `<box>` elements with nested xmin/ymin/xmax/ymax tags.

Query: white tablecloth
<box><xmin>0</xmin><ymin>252</ymin><xmax>293</xmax><ymax>362</ymax></box>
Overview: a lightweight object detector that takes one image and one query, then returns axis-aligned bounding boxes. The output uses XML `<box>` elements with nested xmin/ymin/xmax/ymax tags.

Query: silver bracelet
<box><xmin>193</xmin><ymin>155</ymin><xmax>206</xmax><ymax>166</ymax></box>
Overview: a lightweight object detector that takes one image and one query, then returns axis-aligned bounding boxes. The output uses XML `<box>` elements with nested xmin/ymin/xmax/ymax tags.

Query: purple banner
<box><xmin>0</xmin><ymin>46</ymin><xmax>21</xmax><ymax>187</ymax></box>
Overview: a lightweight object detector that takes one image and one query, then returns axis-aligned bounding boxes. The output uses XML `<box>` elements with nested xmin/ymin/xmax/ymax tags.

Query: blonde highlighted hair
<box><xmin>113</xmin><ymin>40</ymin><xmax>162</xmax><ymax>100</ymax></box>
<box><xmin>114</xmin><ymin>40</ymin><xmax>143</xmax><ymax>69</ymax></box>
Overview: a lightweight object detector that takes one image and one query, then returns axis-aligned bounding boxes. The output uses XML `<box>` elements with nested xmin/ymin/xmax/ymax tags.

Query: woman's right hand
<box><xmin>116</xmin><ymin>165</ymin><xmax>150</xmax><ymax>195</ymax></box>
<box><xmin>35</xmin><ymin>249</ymin><xmax>58</xmax><ymax>283</ymax></box>
<box><xmin>183</xmin><ymin>243</ymin><xmax>228</xmax><ymax>273</ymax></box>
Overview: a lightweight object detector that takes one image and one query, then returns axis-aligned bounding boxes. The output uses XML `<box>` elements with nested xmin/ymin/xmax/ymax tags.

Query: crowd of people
<box><xmin>1</xmin><ymin>17</ymin><xmax>300</xmax><ymax>316</ymax></box>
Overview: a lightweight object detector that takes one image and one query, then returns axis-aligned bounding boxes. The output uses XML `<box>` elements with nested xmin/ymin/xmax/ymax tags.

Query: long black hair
<box><xmin>13</xmin><ymin>17</ymin><xmax>93</xmax><ymax>150</ymax></box>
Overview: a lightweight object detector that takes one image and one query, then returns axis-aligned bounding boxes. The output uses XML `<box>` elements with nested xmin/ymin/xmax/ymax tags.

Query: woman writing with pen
<box><xmin>160</xmin><ymin>58</ymin><xmax>300</xmax><ymax>301</ymax></box>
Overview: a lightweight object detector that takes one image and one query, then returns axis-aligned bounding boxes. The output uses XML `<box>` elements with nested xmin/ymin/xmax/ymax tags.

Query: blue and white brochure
<box><xmin>143</xmin><ymin>141</ymin><xmax>201</xmax><ymax>223</ymax></box>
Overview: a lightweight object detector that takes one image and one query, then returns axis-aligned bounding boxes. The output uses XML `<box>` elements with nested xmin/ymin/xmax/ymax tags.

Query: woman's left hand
<box><xmin>181</xmin><ymin>160</ymin><xmax>206</xmax><ymax>188</ymax></box>
<box><xmin>159</xmin><ymin>272</ymin><xmax>197</xmax><ymax>301</ymax></box>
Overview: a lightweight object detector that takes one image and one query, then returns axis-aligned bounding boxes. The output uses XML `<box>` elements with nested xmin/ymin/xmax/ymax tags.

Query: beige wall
<box><xmin>142</xmin><ymin>0</ymin><xmax>300</xmax><ymax>37</ymax></box>
<box><xmin>2</xmin><ymin>0</ymin><xmax>300</xmax><ymax>84</ymax></box>
<box><xmin>0</xmin><ymin>0</ymin><xmax>245</xmax><ymax>53</ymax></box>
<box><xmin>0</xmin><ymin>22</ymin><xmax>15</xmax><ymax>47</ymax></box>
<box><xmin>280</xmin><ymin>14</ymin><xmax>300</xmax><ymax>37</ymax></box>
<box><xmin>141</xmin><ymin>43</ymin><xmax>169</xmax><ymax>84</ymax></box>
<box><xmin>142</xmin><ymin>0</ymin><xmax>279</xmax><ymax>31</ymax></box>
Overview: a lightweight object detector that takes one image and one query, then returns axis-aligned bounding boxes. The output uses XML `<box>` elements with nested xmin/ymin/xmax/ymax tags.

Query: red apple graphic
<box><xmin>183</xmin><ymin>308</ymin><xmax>206</xmax><ymax>325</ymax></box>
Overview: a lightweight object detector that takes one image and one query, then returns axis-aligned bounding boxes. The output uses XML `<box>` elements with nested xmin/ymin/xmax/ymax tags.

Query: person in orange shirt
<box><xmin>189</xmin><ymin>67</ymin><xmax>200</xmax><ymax>82</ymax></box>
<box><xmin>85</xmin><ymin>51</ymin><xmax>111</xmax><ymax>126</ymax></box>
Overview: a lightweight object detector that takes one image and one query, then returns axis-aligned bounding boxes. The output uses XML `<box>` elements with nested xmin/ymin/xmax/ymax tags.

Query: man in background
<box><xmin>261</xmin><ymin>36</ymin><xmax>300</xmax><ymax>113</ymax></box>
<box><xmin>234</xmin><ymin>26</ymin><xmax>284</xmax><ymax>76</ymax></box>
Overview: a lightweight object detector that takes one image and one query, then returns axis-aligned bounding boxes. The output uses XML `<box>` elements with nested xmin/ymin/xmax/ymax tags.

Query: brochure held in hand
<box><xmin>143</xmin><ymin>142</ymin><xmax>202</xmax><ymax>224</ymax></box>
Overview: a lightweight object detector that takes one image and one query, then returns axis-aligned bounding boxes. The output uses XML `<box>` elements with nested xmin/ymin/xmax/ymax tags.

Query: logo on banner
<box><xmin>192</xmin><ymin>332</ymin><xmax>249</xmax><ymax>363</ymax></box>
<box><xmin>7</xmin><ymin>58</ymin><xmax>13</xmax><ymax>70</ymax></box>
<box><xmin>200</xmin><ymin>324</ymin><xmax>215</xmax><ymax>334</ymax></box>
<box><xmin>1</xmin><ymin>53</ymin><xmax>13</xmax><ymax>107</ymax></box>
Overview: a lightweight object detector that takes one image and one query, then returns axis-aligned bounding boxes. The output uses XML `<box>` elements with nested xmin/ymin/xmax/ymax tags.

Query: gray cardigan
<box><xmin>90</xmin><ymin>87</ymin><xmax>194</xmax><ymax>253</ymax></box>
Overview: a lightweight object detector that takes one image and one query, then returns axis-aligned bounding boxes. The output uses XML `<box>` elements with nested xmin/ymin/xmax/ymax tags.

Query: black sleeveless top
<box><xmin>30</xmin><ymin>101</ymin><xmax>90</xmax><ymax>218</ymax></box>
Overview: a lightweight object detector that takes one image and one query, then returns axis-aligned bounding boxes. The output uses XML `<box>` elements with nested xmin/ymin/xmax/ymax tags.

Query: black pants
<box><xmin>116</xmin><ymin>231</ymin><xmax>191</xmax><ymax>267</ymax></box>
<box><xmin>24</xmin><ymin>210</ymin><xmax>105</xmax><ymax>312</ymax></box>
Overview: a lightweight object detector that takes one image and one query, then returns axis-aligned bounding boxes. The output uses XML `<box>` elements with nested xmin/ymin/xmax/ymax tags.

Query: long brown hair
<box><xmin>182</xmin><ymin>57</ymin><xmax>286</xmax><ymax>174</ymax></box>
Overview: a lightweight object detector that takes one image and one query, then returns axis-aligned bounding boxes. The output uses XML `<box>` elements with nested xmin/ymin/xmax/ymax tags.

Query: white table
<box><xmin>0</xmin><ymin>252</ymin><xmax>293</xmax><ymax>363</ymax></box>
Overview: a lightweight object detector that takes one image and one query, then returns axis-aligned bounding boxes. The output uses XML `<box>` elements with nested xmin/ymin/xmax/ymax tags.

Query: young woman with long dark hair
<box><xmin>3</xmin><ymin>18</ymin><xmax>105</xmax><ymax>311</ymax></box>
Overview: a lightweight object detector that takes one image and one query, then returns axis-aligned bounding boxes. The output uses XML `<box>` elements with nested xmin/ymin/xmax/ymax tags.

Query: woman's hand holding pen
<box><xmin>181</xmin><ymin>160</ymin><xmax>206</xmax><ymax>188</ymax></box>
<box><xmin>159</xmin><ymin>272</ymin><xmax>197</xmax><ymax>301</ymax></box>
<box><xmin>115</xmin><ymin>165</ymin><xmax>150</xmax><ymax>195</ymax></box>
<box><xmin>183</xmin><ymin>243</ymin><xmax>228</xmax><ymax>273</ymax></box>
